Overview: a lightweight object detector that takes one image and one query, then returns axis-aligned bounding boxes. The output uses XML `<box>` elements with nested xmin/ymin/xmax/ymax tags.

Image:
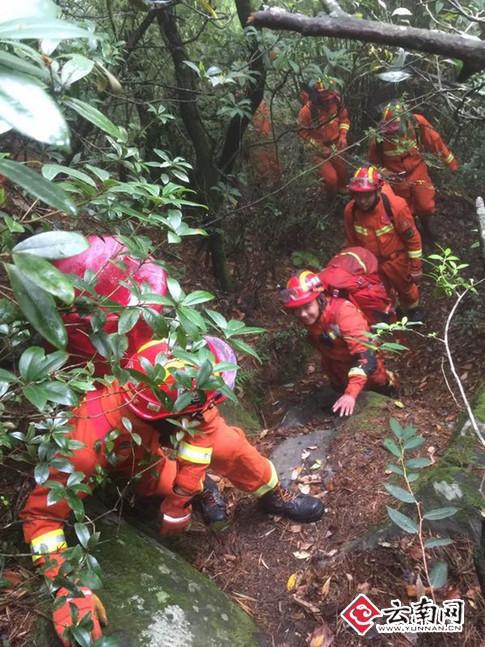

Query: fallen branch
<box><xmin>248</xmin><ymin>8</ymin><xmax>485</xmax><ymax>74</ymax></box>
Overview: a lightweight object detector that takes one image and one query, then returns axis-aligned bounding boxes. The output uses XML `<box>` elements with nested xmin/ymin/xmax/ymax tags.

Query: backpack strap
<box><xmin>380</xmin><ymin>191</ymin><xmax>394</xmax><ymax>224</ymax></box>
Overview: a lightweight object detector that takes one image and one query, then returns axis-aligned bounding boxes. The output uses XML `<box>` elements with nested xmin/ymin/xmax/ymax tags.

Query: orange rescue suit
<box><xmin>251</xmin><ymin>100</ymin><xmax>281</xmax><ymax>182</ymax></box>
<box><xmin>344</xmin><ymin>187</ymin><xmax>422</xmax><ymax>310</ymax></box>
<box><xmin>20</xmin><ymin>382</ymin><xmax>277</xmax><ymax>570</ymax></box>
<box><xmin>306</xmin><ymin>296</ymin><xmax>388</xmax><ymax>399</ymax></box>
<box><xmin>369</xmin><ymin>113</ymin><xmax>459</xmax><ymax>218</ymax></box>
<box><xmin>297</xmin><ymin>93</ymin><xmax>350</xmax><ymax>196</ymax></box>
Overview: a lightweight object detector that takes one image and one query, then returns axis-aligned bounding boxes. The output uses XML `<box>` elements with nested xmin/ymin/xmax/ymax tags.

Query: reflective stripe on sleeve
<box><xmin>354</xmin><ymin>224</ymin><xmax>368</xmax><ymax>236</ymax></box>
<box><xmin>445</xmin><ymin>153</ymin><xmax>454</xmax><ymax>164</ymax></box>
<box><xmin>254</xmin><ymin>460</ymin><xmax>279</xmax><ymax>498</ymax></box>
<box><xmin>163</xmin><ymin>512</ymin><xmax>192</xmax><ymax>524</ymax></box>
<box><xmin>31</xmin><ymin>529</ymin><xmax>67</xmax><ymax>562</ymax></box>
<box><xmin>408</xmin><ymin>249</ymin><xmax>422</xmax><ymax>259</ymax></box>
<box><xmin>376</xmin><ymin>224</ymin><xmax>394</xmax><ymax>236</ymax></box>
<box><xmin>177</xmin><ymin>441</ymin><xmax>212</xmax><ymax>465</ymax></box>
<box><xmin>348</xmin><ymin>367</ymin><xmax>366</xmax><ymax>378</ymax></box>
<box><xmin>340</xmin><ymin>123</ymin><xmax>350</xmax><ymax>131</ymax></box>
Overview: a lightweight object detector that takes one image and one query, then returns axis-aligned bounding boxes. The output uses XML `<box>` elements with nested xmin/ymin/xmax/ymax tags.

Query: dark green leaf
<box><xmin>65</xmin><ymin>97</ymin><xmax>121</xmax><ymax>138</ymax></box>
<box><xmin>383</xmin><ymin>437</ymin><xmax>401</xmax><ymax>458</ymax></box>
<box><xmin>390</xmin><ymin>417</ymin><xmax>404</xmax><ymax>438</ymax></box>
<box><xmin>423</xmin><ymin>507</ymin><xmax>459</xmax><ymax>521</ymax></box>
<box><xmin>0</xmin><ymin>367</ymin><xmax>15</xmax><ymax>382</ymax></box>
<box><xmin>13</xmin><ymin>253</ymin><xmax>74</xmax><ymax>303</ymax></box>
<box><xmin>42</xmin><ymin>164</ymin><xmax>97</xmax><ymax>187</ymax></box>
<box><xmin>196</xmin><ymin>359</ymin><xmax>212</xmax><ymax>388</ymax></box>
<box><xmin>19</xmin><ymin>346</ymin><xmax>46</xmax><ymax>380</ymax></box>
<box><xmin>13</xmin><ymin>231</ymin><xmax>88</xmax><ymax>259</ymax></box>
<box><xmin>173</xmin><ymin>391</ymin><xmax>193</xmax><ymax>412</ymax></box>
<box><xmin>79</xmin><ymin>569</ymin><xmax>102</xmax><ymax>590</ymax></box>
<box><xmin>386</xmin><ymin>506</ymin><xmax>418</xmax><ymax>534</ymax></box>
<box><xmin>424</xmin><ymin>537</ymin><xmax>453</xmax><ymax>549</ymax></box>
<box><xmin>384</xmin><ymin>483</ymin><xmax>416</xmax><ymax>503</ymax></box>
<box><xmin>34</xmin><ymin>462</ymin><xmax>49</xmax><ymax>485</ymax></box>
<box><xmin>403</xmin><ymin>435</ymin><xmax>425</xmax><ymax>450</ymax></box>
<box><xmin>386</xmin><ymin>463</ymin><xmax>404</xmax><ymax>476</ymax></box>
<box><xmin>118</xmin><ymin>308</ymin><xmax>140</xmax><ymax>334</ymax></box>
<box><xmin>206</xmin><ymin>309</ymin><xmax>227</xmax><ymax>329</ymax></box>
<box><xmin>0</xmin><ymin>160</ymin><xmax>76</xmax><ymax>215</ymax></box>
<box><xmin>181</xmin><ymin>290</ymin><xmax>214</xmax><ymax>306</ymax></box>
<box><xmin>71</xmin><ymin>626</ymin><xmax>92</xmax><ymax>647</ymax></box>
<box><xmin>429</xmin><ymin>561</ymin><xmax>448</xmax><ymax>589</ymax></box>
<box><xmin>0</xmin><ymin>71</ymin><xmax>69</xmax><ymax>146</ymax></box>
<box><xmin>7</xmin><ymin>264</ymin><xmax>67</xmax><ymax>348</ymax></box>
<box><xmin>0</xmin><ymin>50</ymin><xmax>50</xmax><ymax>82</ymax></box>
<box><xmin>74</xmin><ymin>522</ymin><xmax>90</xmax><ymax>549</ymax></box>
<box><xmin>22</xmin><ymin>384</ymin><xmax>48</xmax><ymax>409</ymax></box>
<box><xmin>166</xmin><ymin>277</ymin><xmax>184</xmax><ymax>303</ymax></box>
<box><xmin>0</xmin><ymin>18</ymin><xmax>92</xmax><ymax>41</ymax></box>
<box><xmin>93</xmin><ymin>636</ymin><xmax>120</xmax><ymax>647</ymax></box>
<box><xmin>405</xmin><ymin>458</ymin><xmax>432</xmax><ymax>469</ymax></box>
<box><xmin>230</xmin><ymin>338</ymin><xmax>260</xmax><ymax>362</ymax></box>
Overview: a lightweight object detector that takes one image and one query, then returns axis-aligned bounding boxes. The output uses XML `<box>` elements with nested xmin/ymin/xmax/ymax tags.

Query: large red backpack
<box><xmin>318</xmin><ymin>247</ymin><xmax>395</xmax><ymax>326</ymax></box>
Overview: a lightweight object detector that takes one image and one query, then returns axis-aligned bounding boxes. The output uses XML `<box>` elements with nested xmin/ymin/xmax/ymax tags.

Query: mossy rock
<box><xmin>33</xmin><ymin>512</ymin><xmax>266</xmax><ymax>647</ymax></box>
<box><xmin>218</xmin><ymin>399</ymin><xmax>261</xmax><ymax>437</ymax></box>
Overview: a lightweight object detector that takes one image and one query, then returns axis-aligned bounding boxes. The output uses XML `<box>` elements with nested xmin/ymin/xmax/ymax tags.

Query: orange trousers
<box><xmin>20</xmin><ymin>399</ymin><xmax>275</xmax><ymax>546</ymax></box>
<box><xmin>391</xmin><ymin>162</ymin><xmax>435</xmax><ymax>218</ymax></box>
<box><xmin>252</xmin><ymin>147</ymin><xmax>281</xmax><ymax>183</ymax></box>
<box><xmin>380</xmin><ymin>253</ymin><xmax>419</xmax><ymax>310</ymax></box>
<box><xmin>314</xmin><ymin>152</ymin><xmax>348</xmax><ymax>198</ymax></box>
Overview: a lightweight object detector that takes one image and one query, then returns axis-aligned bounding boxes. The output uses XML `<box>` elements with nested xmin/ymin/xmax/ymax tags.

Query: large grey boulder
<box><xmin>33</xmin><ymin>512</ymin><xmax>266</xmax><ymax>647</ymax></box>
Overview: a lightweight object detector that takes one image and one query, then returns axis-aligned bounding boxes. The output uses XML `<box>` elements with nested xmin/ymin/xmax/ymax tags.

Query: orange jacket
<box><xmin>20</xmin><ymin>383</ymin><xmax>226</xmax><ymax>548</ymax></box>
<box><xmin>344</xmin><ymin>188</ymin><xmax>422</xmax><ymax>271</ymax></box>
<box><xmin>306</xmin><ymin>297</ymin><xmax>386</xmax><ymax>399</ymax></box>
<box><xmin>369</xmin><ymin>113</ymin><xmax>459</xmax><ymax>174</ymax></box>
<box><xmin>298</xmin><ymin>94</ymin><xmax>350</xmax><ymax>150</ymax></box>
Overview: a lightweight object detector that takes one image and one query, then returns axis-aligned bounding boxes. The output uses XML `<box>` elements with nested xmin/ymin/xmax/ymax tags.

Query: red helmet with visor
<box><xmin>348</xmin><ymin>166</ymin><xmax>383</xmax><ymax>193</ymax></box>
<box><xmin>279</xmin><ymin>271</ymin><xmax>323</xmax><ymax>308</ymax></box>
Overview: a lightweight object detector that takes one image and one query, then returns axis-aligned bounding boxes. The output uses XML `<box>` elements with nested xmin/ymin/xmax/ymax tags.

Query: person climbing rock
<box><xmin>280</xmin><ymin>270</ymin><xmax>397</xmax><ymax>417</ymax></box>
<box><xmin>297</xmin><ymin>78</ymin><xmax>350</xmax><ymax>200</ymax></box>
<box><xmin>344</xmin><ymin>166</ymin><xmax>424</xmax><ymax>322</ymax></box>
<box><xmin>368</xmin><ymin>99</ymin><xmax>459</xmax><ymax>243</ymax></box>
<box><xmin>20</xmin><ymin>336</ymin><xmax>323</xmax><ymax>645</ymax></box>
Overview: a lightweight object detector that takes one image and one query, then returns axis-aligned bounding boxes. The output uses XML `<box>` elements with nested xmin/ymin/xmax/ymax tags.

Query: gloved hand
<box><xmin>337</xmin><ymin>135</ymin><xmax>347</xmax><ymax>150</ymax></box>
<box><xmin>160</xmin><ymin>493</ymin><xmax>193</xmax><ymax>537</ymax></box>
<box><xmin>332</xmin><ymin>393</ymin><xmax>356</xmax><ymax>417</ymax></box>
<box><xmin>53</xmin><ymin>586</ymin><xmax>107</xmax><ymax>646</ymax></box>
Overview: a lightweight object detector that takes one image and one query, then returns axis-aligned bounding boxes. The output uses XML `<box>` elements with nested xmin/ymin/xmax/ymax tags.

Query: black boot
<box><xmin>193</xmin><ymin>476</ymin><xmax>229</xmax><ymax>530</ymax></box>
<box><xmin>407</xmin><ymin>306</ymin><xmax>425</xmax><ymax>323</ymax></box>
<box><xmin>259</xmin><ymin>484</ymin><xmax>324</xmax><ymax>523</ymax></box>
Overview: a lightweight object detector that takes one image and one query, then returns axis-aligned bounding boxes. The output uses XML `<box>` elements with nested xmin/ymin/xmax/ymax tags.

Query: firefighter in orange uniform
<box><xmin>20</xmin><ymin>337</ymin><xmax>323</xmax><ymax>645</ymax></box>
<box><xmin>297</xmin><ymin>79</ymin><xmax>350</xmax><ymax>199</ymax></box>
<box><xmin>368</xmin><ymin>100</ymin><xmax>459</xmax><ymax>241</ymax></box>
<box><xmin>280</xmin><ymin>271</ymin><xmax>396</xmax><ymax>417</ymax></box>
<box><xmin>250</xmin><ymin>99</ymin><xmax>281</xmax><ymax>183</ymax></box>
<box><xmin>344</xmin><ymin>167</ymin><xmax>423</xmax><ymax>321</ymax></box>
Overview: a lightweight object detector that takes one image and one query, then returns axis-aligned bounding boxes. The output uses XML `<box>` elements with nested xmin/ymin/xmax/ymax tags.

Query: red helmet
<box><xmin>308</xmin><ymin>79</ymin><xmax>339</xmax><ymax>105</ymax></box>
<box><xmin>280</xmin><ymin>271</ymin><xmax>323</xmax><ymax>308</ymax></box>
<box><xmin>379</xmin><ymin>101</ymin><xmax>406</xmax><ymax>135</ymax></box>
<box><xmin>123</xmin><ymin>336</ymin><xmax>237</xmax><ymax>420</ymax></box>
<box><xmin>348</xmin><ymin>166</ymin><xmax>383</xmax><ymax>193</ymax></box>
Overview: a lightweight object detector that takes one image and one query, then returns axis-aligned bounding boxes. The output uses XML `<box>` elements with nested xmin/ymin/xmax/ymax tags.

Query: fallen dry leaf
<box><xmin>293</xmin><ymin>550</ymin><xmax>312</xmax><ymax>560</ymax></box>
<box><xmin>289</xmin><ymin>524</ymin><xmax>302</xmax><ymax>533</ymax></box>
<box><xmin>307</xmin><ymin>620</ymin><xmax>334</xmax><ymax>647</ymax></box>
<box><xmin>287</xmin><ymin>572</ymin><xmax>299</xmax><ymax>591</ymax></box>
<box><xmin>293</xmin><ymin>595</ymin><xmax>320</xmax><ymax>614</ymax></box>
<box><xmin>291</xmin><ymin>465</ymin><xmax>304</xmax><ymax>481</ymax></box>
<box><xmin>321</xmin><ymin>576</ymin><xmax>332</xmax><ymax>599</ymax></box>
<box><xmin>357</xmin><ymin>581</ymin><xmax>370</xmax><ymax>594</ymax></box>
<box><xmin>301</xmin><ymin>449</ymin><xmax>311</xmax><ymax>460</ymax></box>
<box><xmin>394</xmin><ymin>400</ymin><xmax>405</xmax><ymax>408</ymax></box>
<box><xmin>299</xmin><ymin>484</ymin><xmax>311</xmax><ymax>495</ymax></box>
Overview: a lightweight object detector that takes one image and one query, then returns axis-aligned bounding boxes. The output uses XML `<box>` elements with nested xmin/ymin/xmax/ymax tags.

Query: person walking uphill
<box><xmin>20</xmin><ymin>336</ymin><xmax>324</xmax><ymax>646</ymax></box>
<box><xmin>297</xmin><ymin>79</ymin><xmax>350</xmax><ymax>200</ymax></box>
<box><xmin>368</xmin><ymin>100</ymin><xmax>459</xmax><ymax>242</ymax></box>
<box><xmin>280</xmin><ymin>271</ymin><xmax>396</xmax><ymax>417</ymax></box>
<box><xmin>250</xmin><ymin>99</ymin><xmax>281</xmax><ymax>183</ymax></box>
<box><xmin>344</xmin><ymin>167</ymin><xmax>424</xmax><ymax>321</ymax></box>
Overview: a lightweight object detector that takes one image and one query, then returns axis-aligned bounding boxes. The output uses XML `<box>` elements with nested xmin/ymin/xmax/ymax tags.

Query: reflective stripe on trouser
<box><xmin>177</xmin><ymin>441</ymin><xmax>212</xmax><ymax>465</ymax></box>
<box><xmin>31</xmin><ymin>529</ymin><xmax>67</xmax><ymax>563</ymax></box>
<box><xmin>380</xmin><ymin>255</ymin><xmax>419</xmax><ymax>310</ymax></box>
